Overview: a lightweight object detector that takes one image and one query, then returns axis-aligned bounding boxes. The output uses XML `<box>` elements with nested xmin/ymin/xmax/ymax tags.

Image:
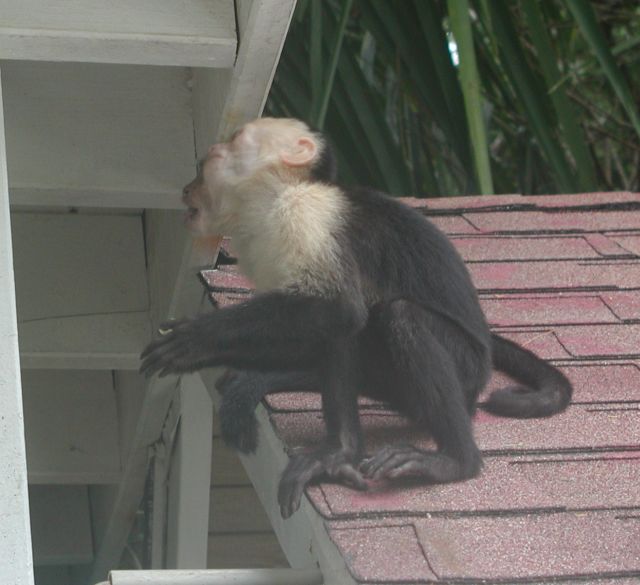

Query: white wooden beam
<box><xmin>0</xmin><ymin>0</ymin><xmax>237</xmax><ymax>67</ymax></box>
<box><xmin>23</xmin><ymin>370</ymin><xmax>121</xmax><ymax>484</ymax></box>
<box><xmin>87</xmin><ymin>376</ymin><xmax>181</xmax><ymax>584</ymax></box>
<box><xmin>166</xmin><ymin>375</ymin><xmax>213</xmax><ymax>569</ymax></box>
<box><xmin>192</xmin><ymin>0</ymin><xmax>297</xmax><ymax>155</ymax></box>
<box><xmin>12</xmin><ymin>212</ymin><xmax>151</xmax><ymax>369</ymax></box>
<box><xmin>0</xmin><ymin>66</ymin><xmax>35</xmax><ymax>585</ymax></box>
<box><xmin>3</xmin><ymin>62</ymin><xmax>195</xmax><ymax>210</ymax></box>
<box><xmin>107</xmin><ymin>569</ymin><xmax>323</xmax><ymax>585</ymax></box>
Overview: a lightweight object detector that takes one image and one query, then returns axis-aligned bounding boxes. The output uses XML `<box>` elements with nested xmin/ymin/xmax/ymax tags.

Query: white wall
<box><xmin>0</xmin><ymin>67</ymin><xmax>35</xmax><ymax>585</ymax></box>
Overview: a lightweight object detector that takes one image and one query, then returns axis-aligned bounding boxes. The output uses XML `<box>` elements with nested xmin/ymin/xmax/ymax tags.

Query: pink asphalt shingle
<box><xmin>202</xmin><ymin>191</ymin><xmax>640</xmax><ymax>584</ymax></box>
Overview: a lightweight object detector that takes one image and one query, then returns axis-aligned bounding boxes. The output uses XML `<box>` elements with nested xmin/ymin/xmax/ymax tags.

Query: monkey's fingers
<box><xmin>333</xmin><ymin>463</ymin><xmax>368</xmax><ymax>491</ymax></box>
<box><xmin>139</xmin><ymin>318</ymin><xmax>191</xmax><ymax>360</ymax></box>
<box><xmin>139</xmin><ymin>339</ymin><xmax>191</xmax><ymax>377</ymax></box>
<box><xmin>278</xmin><ymin>455</ymin><xmax>324</xmax><ymax>519</ymax></box>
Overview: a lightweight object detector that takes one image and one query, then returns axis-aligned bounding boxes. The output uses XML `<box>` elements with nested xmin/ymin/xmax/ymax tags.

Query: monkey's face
<box><xmin>182</xmin><ymin>118</ymin><xmax>319</xmax><ymax>235</ymax></box>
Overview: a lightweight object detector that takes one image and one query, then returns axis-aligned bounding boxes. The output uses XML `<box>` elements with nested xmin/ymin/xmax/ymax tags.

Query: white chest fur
<box><xmin>231</xmin><ymin>182</ymin><xmax>348</xmax><ymax>294</ymax></box>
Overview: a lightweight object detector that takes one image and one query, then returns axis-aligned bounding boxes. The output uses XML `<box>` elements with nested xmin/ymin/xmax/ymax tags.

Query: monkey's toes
<box><xmin>361</xmin><ymin>445</ymin><xmax>426</xmax><ymax>480</ymax></box>
<box><xmin>277</xmin><ymin>450</ymin><xmax>367</xmax><ymax>519</ymax></box>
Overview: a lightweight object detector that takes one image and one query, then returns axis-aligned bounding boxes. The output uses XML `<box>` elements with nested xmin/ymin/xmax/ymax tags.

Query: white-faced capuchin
<box><xmin>140</xmin><ymin>117</ymin><xmax>572</xmax><ymax>519</ymax></box>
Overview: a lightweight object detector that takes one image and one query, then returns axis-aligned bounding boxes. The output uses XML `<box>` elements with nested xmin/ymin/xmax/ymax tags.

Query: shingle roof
<box><xmin>201</xmin><ymin>191</ymin><xmax>640</xmax><ymax>584</ymax></box>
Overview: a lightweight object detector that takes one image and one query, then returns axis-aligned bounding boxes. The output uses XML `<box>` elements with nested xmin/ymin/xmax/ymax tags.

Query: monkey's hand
<box><xmin>278</xmin><ymin>447</ymin><xmax>367</xmax><ymax>519</ymax></box>
<box><xmin>140</xmin><ymin>317</ymin><xmax>217</xmax><ymax>378</ymax></box>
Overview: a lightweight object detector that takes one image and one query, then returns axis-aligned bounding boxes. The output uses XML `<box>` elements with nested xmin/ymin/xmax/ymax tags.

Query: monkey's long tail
<box><xmin>484</xmin><ymin>333</ymin><xmax>572</xmax><ymax>418</ymax></box>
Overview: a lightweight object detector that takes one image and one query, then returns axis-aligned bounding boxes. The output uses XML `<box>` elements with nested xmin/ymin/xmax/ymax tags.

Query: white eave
<box><xmin>3</xmin><ymin>60</ymin><xmax>195</xmax><ymax>210</ymax></box>
<box><xmin>0</xmin><ymin>0</ymin><xmax>237</xmax><ymax>67</ymax></box>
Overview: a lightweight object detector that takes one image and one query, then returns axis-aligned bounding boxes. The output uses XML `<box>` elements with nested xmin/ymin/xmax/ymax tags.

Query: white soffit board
<box><xmin>12</xmin><ymin>212</ymin><xmax>151</xmax><ymax>369</ymax></box>
<box><xmin>23</xmin><ymin>369</ymin><xmax>121</xmax><ymax>484</ymax></box>
<box><xmin>29</xmin><ymin>485</ymin><xmax>93</xmax><ymax>565</ymax></box>
<box><xmin>2</xmin><ymin>61</ymin><xmax>195</xmax><ymax>209</ymax></box>
<box><xmin>12</xmin><ymin>213</ymin><xmax>148</xmax><ymax>321</ymax></box>
<box><xmin>0</xmin><ymin>0</ymin><xmax>237</xmax><ymax>67</ymax></box>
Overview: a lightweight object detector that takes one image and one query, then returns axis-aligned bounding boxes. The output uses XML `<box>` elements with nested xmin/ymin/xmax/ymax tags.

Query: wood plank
<box><xmin>0</xmin><ymin>0</ymin><xmax>236</xmax><ymax>67</ymax></box>
<box><xmin>29</xmin><ymin>485</ymin><xmax>92</xmax><ymax>566</ymax></box>
<box><xmin>209</xmin><ymin>487</ymin><xmax>274</xmax><ymax>533</ymax></box>
<box><xmin>3</xmin><ymin>61</ymin><xmax>195</xmax><ymax>208</ymax></box>
<box><xmin>23</xmin><ymin>370</ymin><xmax>121</xmax><ymax>484</ymax></box>
<box><xmin>12</xmin><ymin>211</ymin><xmax>150</xmax><ymax>368</ymax></box>
<box><xmin>12</xmin><ymin>212</ymin><xmax>147</xmax><ymax>321</ymax></box>
<box><xmin>18</xmin><ymin>311</ymin><xmax>151</xmax><ymax>370</ymax></box>
<box><xmin>211</xmin><ymin>438</ymin><xmax>252</xmax><ymax>486</ymax></box>
<box><xmin>207</xmin><ymin>533</ymin><xmax>288</xmax><ymax>569</ymax></box>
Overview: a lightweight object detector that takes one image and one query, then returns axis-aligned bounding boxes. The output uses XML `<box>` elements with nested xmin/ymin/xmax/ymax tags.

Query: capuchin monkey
<box><xmin>140</xmin><ymin>117</ymin><xmax>572</xmax><ymax>518</ymax></box>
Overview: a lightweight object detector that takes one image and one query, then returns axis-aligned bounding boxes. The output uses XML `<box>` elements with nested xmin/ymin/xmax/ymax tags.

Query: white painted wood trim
<box><xmin>0</xmin><ymin>0</ymin><xmax>237</xmax><ymax>67</ymax></box>
<box><xmin>0</xmin><ymin>67</ymin><xmax>35</xmax><ymax>585</ymax></box>
<box><xmin>3</xmin><ymin>62</ymin><xmax>196</xmax><ymax>209</ymax></box>
<box><xmin>18</xmin><ymin>311</ymin><xmax>151</xmax><ymax>371</ymax></box>
<box><xmin>9</xmin><ymin>187</ymin><xmax>185</xmax><ymax>210</ymax></box>
<box><xmin>193</xmin><ymin>0</ymin><xmax>297</xmax><ymax>155</ymax></box>
<box><xmin>88</xmin><ymin>376</ymin><xmax>181</xmax><ymax>583</ymax></box>
<box><xmin>166</xmin><ymin>376</ymin><xmax>213</xmax><ymax>569</ymax></box>
<box><xmin>23</xmin><ymin>370</ymin><xmax>121</xmax><ymax>485</ymax></box>
<box><xmin>107</xmin><ymin>568</ymin><xmax>323</xmax><ymax>585</ymax></box>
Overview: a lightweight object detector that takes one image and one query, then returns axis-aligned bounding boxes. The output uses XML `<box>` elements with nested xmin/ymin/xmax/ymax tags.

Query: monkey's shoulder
<box><xmin>340</xmin><ymin>186</ymin><xmax>453</xmax><ymax>249</ymax></box>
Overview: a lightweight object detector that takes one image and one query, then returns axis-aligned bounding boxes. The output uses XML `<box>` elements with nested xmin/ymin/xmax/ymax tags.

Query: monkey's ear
<box><xmin>281</xmin><ymin>137</ymin><xmax>318</xmax><ymax>167</ymax></box>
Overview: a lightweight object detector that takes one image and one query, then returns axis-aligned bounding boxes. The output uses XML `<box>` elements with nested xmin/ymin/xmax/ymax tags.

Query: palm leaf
<box><xmin>566</xmin><ymin>0</ymin><xmax>640</xmax><ymax>139</ymax></box>
<box><xmin>448</xmin><ymin>0</ymin><xmax>494</xmax><ymax>194</ymax></box>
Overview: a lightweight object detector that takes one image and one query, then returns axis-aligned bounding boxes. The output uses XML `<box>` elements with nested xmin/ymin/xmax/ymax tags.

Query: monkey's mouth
<box><xmin>184</xmin><ymin>206</ymin><xmax>200</xmax><ymax>226</ymax></box>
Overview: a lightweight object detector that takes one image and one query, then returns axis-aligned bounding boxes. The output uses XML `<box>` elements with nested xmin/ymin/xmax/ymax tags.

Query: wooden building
<box><xmin>0</xmin><ymin>2</ymin><xmax>295</xmax><ymax>583</ymax></box>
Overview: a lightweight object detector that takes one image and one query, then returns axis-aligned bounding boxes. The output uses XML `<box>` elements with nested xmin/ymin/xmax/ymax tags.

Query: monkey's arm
<box><xmin>140</xmin><ymin>291</ymin><xmax>368</xmax><ymax>517</ymax></box>
<box><xmin>140</xmin><ymin>291</ymin><xmax>363</xmax><ymax>378</ymax></box>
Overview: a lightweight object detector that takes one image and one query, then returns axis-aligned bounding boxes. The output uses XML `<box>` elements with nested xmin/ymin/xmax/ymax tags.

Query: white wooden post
<box><xmin>0</xmin><ymin>67</ymin><xmax>35</xmax><ymax>585</ymax></box>
<box><xmin>165</xmin><ymin>374</ymin><xmax>213</xmax><ymax>569</ymax></box>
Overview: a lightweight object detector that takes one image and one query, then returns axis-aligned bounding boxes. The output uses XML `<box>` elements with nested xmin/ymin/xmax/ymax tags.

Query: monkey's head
<box><xmin>182</xmin><ymin>117</ymin><xmax>336</xmax><ymax>235</ymax></box>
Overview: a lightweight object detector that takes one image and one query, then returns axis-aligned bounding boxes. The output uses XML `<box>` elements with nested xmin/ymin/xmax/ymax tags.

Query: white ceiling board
<box><xmin>2</xmin><ymin>61</ymin><xmax>196</xmax><ymax>208</ymax></box>
<box><xmin>23</xmin><ymin>370</ymin><xmax>121</xmax><ymax>484</ymax></box>
<box><xmin>12</xmin><ymin>212</ymin><xmax>148</xmax><ymax>322</ymax></box>
<box><xmin>18</xmin><ymin>311</ymin><xmax>151</xmax><ymax>370</ymax></box>
<box><xmin>0</xmin><ymin>0</ymin><xmax>237</xmax><ymax>67</ymax></box>
<box><xmin>30</xmin><ymin>485</ymin><xmax>93</xmax><ymax>565</ymax></box>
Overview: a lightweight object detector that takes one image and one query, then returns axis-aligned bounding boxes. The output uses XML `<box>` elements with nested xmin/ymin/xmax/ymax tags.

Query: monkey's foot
<box><xmin>278</xmin><ymin>449</ymin><xmax>367</xmax><ymax>519</ymax></box>
<box><xmin>361</xmin><ymin>445</ymin><xmax>474</xmax><ymax>483</ymax></box>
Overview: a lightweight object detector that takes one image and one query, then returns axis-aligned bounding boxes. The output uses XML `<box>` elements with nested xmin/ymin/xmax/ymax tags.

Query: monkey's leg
<box><xmin>277</xmin><ymin>337</ymin><xmax>367</xmax><ymax>518</ymax></box>
<box><xmin>360</xmin><ymin>300</ymin><xmax>483</xmax><ymax>483</ymax></box>
<box><xmin>216</xmin><ymin>370</ymin><xmax>319</xmax><ymax>454</ymax></box>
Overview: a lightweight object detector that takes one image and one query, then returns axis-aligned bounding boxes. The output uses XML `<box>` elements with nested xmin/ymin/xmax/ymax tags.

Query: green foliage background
<box><xmin>265</xmin><ymin>0</ymin><xmax>640</xmax><ymax>197</ymax></box>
